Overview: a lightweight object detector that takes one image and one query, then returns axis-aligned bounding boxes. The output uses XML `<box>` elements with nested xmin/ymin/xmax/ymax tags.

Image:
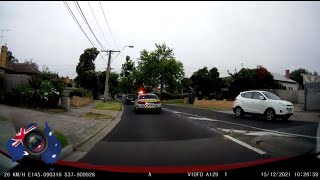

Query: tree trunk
<box><xmin>160</xmin><ymin>79</ymin><xmax>163</xmax><ymax>100</ymax></box>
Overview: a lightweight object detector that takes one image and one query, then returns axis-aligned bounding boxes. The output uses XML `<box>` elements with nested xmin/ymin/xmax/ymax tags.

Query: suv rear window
<box><xmin>139</xmin><ymin>95</ymin><xmax>158</xmax><ymax>99</ymax></box>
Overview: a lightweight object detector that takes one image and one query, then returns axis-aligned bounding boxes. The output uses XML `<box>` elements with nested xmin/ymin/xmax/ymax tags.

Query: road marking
<box><xmin>163</xmin><ymin>108</ymin><xmax>199</xmax><ymax>117</ymax></box>
<box><xmin>164</xmin><ymin>107</ymin><xmax>318</xmax><ymax>139</ymax></box>
<box><xmin>245</xmin><ymin>131</ymin><xmax>293</xmax><ymax>137</ymax></box>
<box><xmin>317</xmin><ymin>123</ymin><xmax>320</xmax><ymax>159</ymax></box>
<box><xmin>188</xmin><ymin>117</ymin><xmax>218</xmax><ymax>121</ymax></box>
<box><xmin>217</xmin><ymin>128</ymin><xmax>293</xmax><ymax>137</ymax></box>
<box><xmin>217</xmin><ymin>128</ymin><xmax>251</xmax><ymax>134</ymax></box>
<box><xmin>196</xmin><ymin>117</ymin><xmax>318</xmax><ymax>139</ymax></box>
<box><xmin>224</xmin><ymin>135</ymin><xmax>267</xmax><ymax>155</ymax></box>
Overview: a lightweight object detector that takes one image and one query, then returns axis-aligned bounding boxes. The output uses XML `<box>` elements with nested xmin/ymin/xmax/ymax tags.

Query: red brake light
<box><xmin>138</xmin><ymin>101</ymin><xmax>145</xmax><ymax>104</ymax></box>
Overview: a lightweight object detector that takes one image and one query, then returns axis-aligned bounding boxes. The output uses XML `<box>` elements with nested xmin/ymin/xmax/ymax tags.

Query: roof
<box><xmin>271</xmin><ymin>72</ymin><xmax>297</xmax><ymax>84</ymax></box>
<box><xmin>240</xmin><ymin>90</ymin><xmax>269</xmax><ymax>94</ymax></box>
<box><xmin>11</xmin><ymin>63</ymin><xmax>41</xmax><ymax>74</ymax></box>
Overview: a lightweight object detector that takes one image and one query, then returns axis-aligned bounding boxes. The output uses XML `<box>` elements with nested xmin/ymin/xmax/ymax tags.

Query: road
<box><xmin>79</xmin><ymin>100</ymin><xmax>319</xmax><ymax>166</ymax></box>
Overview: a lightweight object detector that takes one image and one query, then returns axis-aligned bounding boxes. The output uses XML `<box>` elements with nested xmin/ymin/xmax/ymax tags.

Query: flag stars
<box><xmin>52</xmin><ymin>154</ymin><xmax>56</xmax><ymax>159</ymax></box>
<box><xmin>23</xmin><ymin>151</ymin><xmax>29</xmax><ymax>156</ymax></box>
<box><xmin>49</xmin><ymin>131</ymin><xmax>52</xmax><ymax>136</ymax></box>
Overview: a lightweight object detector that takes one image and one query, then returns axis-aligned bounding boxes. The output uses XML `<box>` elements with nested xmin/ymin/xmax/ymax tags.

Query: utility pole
<box><xmin>0</xmin><ymin>29</ymin><xmax>11</xmax><ymax>46</ymax></box>
<box><xmin>101</xmin><ymin>50</ymin><xmax>120</xmax><ymax>102</ymax></box>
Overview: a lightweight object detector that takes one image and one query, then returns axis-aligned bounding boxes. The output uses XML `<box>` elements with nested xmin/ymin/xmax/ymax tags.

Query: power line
<box><xmin>63</xmin><ymin>1</ymin><xmax>107</xmax><ymax>62</ymax></box>
<box><xmin>75</xmin><ymin>1</ymin><xmax>106</xmax><ymax>51</ymax></box>
<box><xmin>99</xmin><ymin>1</ymin><xmax>119</xmax><ymax>50</ymax></box>
<box><xmin>63</xmin><ymin>1</ymin><xmax>96</xmax><ymax>47</ymax></box>
<box><xmin>88</xmin><ymin>1</ymin><xmax>112</xmax><ymax>48</ymax></box>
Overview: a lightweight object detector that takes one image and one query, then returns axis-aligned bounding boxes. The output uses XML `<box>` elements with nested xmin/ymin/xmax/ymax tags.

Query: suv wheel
<box><xmin>265</xmin><ymin>109</ymin><xmax>275</xmax><ymax>121</ymax></box>
<box><xmin>234</xmin><ymin>107</ymin><xmax>243</xmax><ymax>118</ymax></box>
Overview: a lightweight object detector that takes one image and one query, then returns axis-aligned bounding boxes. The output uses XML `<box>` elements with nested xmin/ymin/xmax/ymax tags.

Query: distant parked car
<box><xmin>125</xmin><ymin>94</ymin><xmax>136</xmax><ymax>104</ymax></box>
<box><xmin>233</xmin><ymin>90</ymin><xmax>294</xmax><ymax>121</ymax></box>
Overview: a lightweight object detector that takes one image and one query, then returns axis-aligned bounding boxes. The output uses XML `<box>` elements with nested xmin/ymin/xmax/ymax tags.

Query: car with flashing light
<box><xmin>134</xmin><ymin>93</ymin><xmax>162</xmax><ymax>113</ymax></box>
<box><xmin>233</xmin><ymin>90</ymin><xmax>294</xmax><ymax>121</ymax></box>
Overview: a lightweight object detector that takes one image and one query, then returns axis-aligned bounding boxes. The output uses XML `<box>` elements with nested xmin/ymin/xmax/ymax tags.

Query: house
<box><xmin>271</xmin><ymin>70</ymin><xmax>299</xmax><ymax>90</ymax></box>
<box><xmin>1</xmin><ymin>45</ymin><xmax>41</xmax><ymax>75</ymax></box>
<box><xmin>0</xmin><ymin>45</ymin><xmax>41</xmax><ymax>92</ymax></box>
<box><xmin>62</xmin><ymin>76</ymin><xmax>76</xmax><ymax>88</ymax></box>
<box><xmin>301</xmin><ymin>73</ymin><xmax>320</xmax><ymax>84</ymax></box>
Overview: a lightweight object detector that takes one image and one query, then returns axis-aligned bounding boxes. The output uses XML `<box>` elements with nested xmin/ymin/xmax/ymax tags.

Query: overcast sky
<box><xmin>1</xmin><ymin>1</ymin><xmax>320</xmax><ymax>78</ymax></box>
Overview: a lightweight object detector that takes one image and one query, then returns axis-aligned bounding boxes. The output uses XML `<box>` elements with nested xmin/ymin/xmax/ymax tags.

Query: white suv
<box><xmin>233</xmin><ymin>90</ymin><xmax>294</xmax><ymax>121</ymax></box>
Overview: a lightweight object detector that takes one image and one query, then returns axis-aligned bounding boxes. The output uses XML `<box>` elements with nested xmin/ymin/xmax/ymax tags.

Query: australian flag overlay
<box><xmin>41</xmin><ymin>122</ymin><xmax>62</xmax><ymax>164</ymax></box>
<box><xmin>6</xmin><ymin>122</ymin><xmax>37</xmax><ymax>162</ymax></box>
<box><xmin>6</xmin><ymin>122</ymin><xmax>62</xmax><ymax>164</ymax></box>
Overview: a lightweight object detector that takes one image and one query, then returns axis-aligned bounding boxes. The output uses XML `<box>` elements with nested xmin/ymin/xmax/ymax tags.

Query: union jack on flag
<box><xmin>11</xmin><ymin>123</ymin><xmax>37</xmax><ymax>147</ymax></box>
<box><xmin>6</xmin><ymin>122</ymin><xmax>38</xmax><ymax>162</ymax></box>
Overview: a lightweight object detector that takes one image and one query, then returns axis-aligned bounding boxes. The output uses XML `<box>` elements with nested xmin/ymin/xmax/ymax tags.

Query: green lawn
<box><xmin>0</xmin><ymin>116</ymin><xmax>9</xmax><ymax>122</ymax></box>
<box><xmin>53</xmin><ymin>131</ymin><xmax>69</xmax><ymax>148</ymax></box>
<box><xmin>162</xmin><ymin>99</ymin><xmax>185</xmax><ymax>104</ymax></box>
<box><xmin>81</xmin><ymin>112</ymin><xmax>112</xmax><ymax>120</ymax></box>
<box><xmin>38</xmin><ymin>127</ymin><xmax>69</xmax><ymax>148</ymax></box>
<box><xmin>38</xmin><ymin>107</ymin><xmax>67</xmax><ymax>114</ymax></box>
<box><xmin>94</xmin><ymin>101</ymin><xmax>122</xmax><ymax>111</ymax></box>
<box><xmin>162</xmin><ymin>99</ymin><xmax>231</xmax><ymax>111</ymax></box>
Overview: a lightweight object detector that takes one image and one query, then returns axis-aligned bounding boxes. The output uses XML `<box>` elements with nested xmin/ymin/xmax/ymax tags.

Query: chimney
<box><xmin>1</xmin><ymin>45</ymin><xmax>8</xmax><ymax>68</ymax></box>
<box><xmin>285</xmin><ymin>69</ymin><xmax>290</xmax><ymax>78</ymax></box>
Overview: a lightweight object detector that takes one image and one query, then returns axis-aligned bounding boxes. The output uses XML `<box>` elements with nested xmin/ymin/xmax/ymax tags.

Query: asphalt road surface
<box><xmin>79</xmin><ymin>101</ymin><xmax>319</xmax><ymax>166</ymax></box>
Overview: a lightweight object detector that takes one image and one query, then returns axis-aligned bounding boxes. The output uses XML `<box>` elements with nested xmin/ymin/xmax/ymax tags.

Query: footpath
<box><xmin>0</xmin><ymin>100</ymin><xmax>123</xmax><ymax>161</ymax></box>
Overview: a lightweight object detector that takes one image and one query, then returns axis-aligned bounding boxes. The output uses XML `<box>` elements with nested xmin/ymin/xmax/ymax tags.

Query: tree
<box><xmin>119</xmin><ymin>56</ymin><xmax>136</xmax><ymax>94</ymax></box>
<box><xmin>24</xmin><ymin>59</ymin><xmax>39</xmax><ymax>69</ymax></box>
<box><xmin>75</xmin><ymin>48</ymin><xmax>100</xmax><ymax>99</ymax></box>
<box><xmin>98</xmin><ymin>71</ymin><xmax>120</xmax><ymax>99</ymax></box>
<box><xmin>181</xmin><ymin>77</ymin><xmax>193</xmax><ymax>94</ymax></box>
<box><xmin>289</xmin><ymin>68</ymin><xmax>311</xmax><ymax>88</ymax></box>
<box><xmin>7</xmin><ymin>51</ymin><xmax>19</xmax><ymax>63</ymax></box>
<box><xmin>227</xmin><ymin>65</ymin><xmax>281</xmax><ymax>98</ymax></box>
<box><xmin>190</xmin><ymin>66</ymin><xmax>222</xmax><ymax>99</ymax></box>
<box><xmin>137</xmin><ymin>43</ymin><xmax>184</xmax><ymax>99</ymax></box>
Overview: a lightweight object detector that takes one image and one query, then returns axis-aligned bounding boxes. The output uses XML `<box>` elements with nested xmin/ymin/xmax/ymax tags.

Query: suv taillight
<box><xmin>138</xmin><ymin>101</ymin><xmax>145</xmax><ymax>104</ymax></box>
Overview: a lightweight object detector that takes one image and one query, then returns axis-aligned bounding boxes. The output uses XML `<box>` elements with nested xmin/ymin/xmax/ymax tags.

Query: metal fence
<box><xmin>305</xmin><ymin>82</ymin><xmax>320</xmax><ymax>111</ymax></box>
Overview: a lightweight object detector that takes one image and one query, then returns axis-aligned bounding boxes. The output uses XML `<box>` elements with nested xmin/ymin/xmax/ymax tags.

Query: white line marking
<box><xmin>217</xmin><ymin>128</ymin><xmax>293</xmax><ymax>137</ymax></box>
<box><xmin>317</xmin><ymin>123</ymin><xmax>320</xmax><ymax>159</ymax></box>
<box><xmin>196</xmin><ymin>117</ymin><xmax>318</xmax><ymax>139</ymax></box>
<box><xmin>224</xmin><ymin>135</ymin><xmax>267</xmax><ymax>155</ymax></box>
<box><xmin>188</xmin><ymin>117</ymin><xmax>217</xmax><ymax>121</ymax></box>
<box><xmin>245</xmin><ymin>131</ymin><xmax>293</xmax><ymax>137</ymax></box>
<box><xmin>163</xmin><ymin>108</ymin><xmax>199</xmax><ymax>117</ymax></box>
<box><xmin>164</xmin><ymin>107</ymin><xmax>318</xmax><ymax>139</ymax></box>
<box><xmin>217</xmin><ymin>128</ymin><xmax>250</xmax><ymax>134</ymax></box>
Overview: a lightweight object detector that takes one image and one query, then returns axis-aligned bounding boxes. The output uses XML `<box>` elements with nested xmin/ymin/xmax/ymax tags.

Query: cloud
<box><xmin>1</xmin><ymin>1</ymin><xmax>319</xmax><ymax>78</ymax></box>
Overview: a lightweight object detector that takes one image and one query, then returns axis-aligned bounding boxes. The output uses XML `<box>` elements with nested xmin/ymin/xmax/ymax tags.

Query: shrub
<box><xmin>5</xmin><ymin>81</ymin><xmax>61</xmax><ymax>108</ymax></box>
<box><xmin>5</xmin><ymin>83</ymin><xmax>34</xmax><ymax>106</ymax></box>
<box><xmin>4</xmin><ymin>71</ymin><xmax>65</xmax><ymax>108</ymax></box>
<box><xmin>69</xmin><ymin>88</ymin><xmax>92</xmax><ymax>97</ymax></box>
